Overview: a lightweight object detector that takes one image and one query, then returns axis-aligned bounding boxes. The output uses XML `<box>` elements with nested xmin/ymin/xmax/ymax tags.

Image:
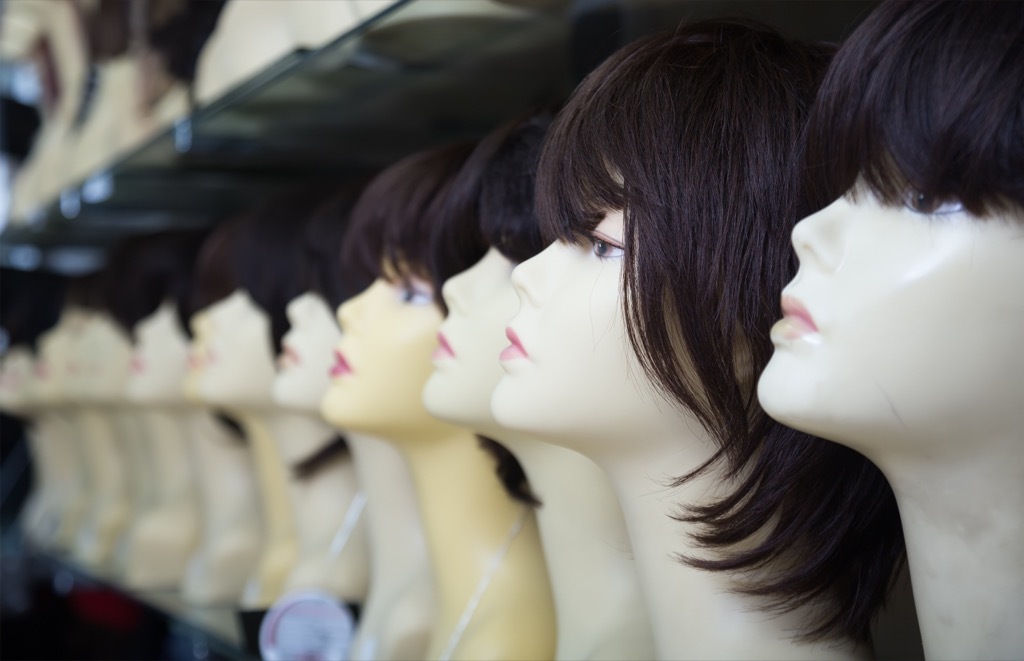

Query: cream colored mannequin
<box><xmin>283</xmin><ymin>1</ymin><xmax>361</xmax><ymax>50</ymax></box>
<box><xmin>188</xmin><ymin>289</ymin><xmax>305</xmax><ymax>609</ymax></box>
<box><xmin>759</xmin><ymin>191</ymin><xmax>1024</xmax><ymax>660</ymax></box>
<box><xmin>63</xmin><ymin>310</ymin><xmax>140</xmax><ymax>567</ymax></box>
<box><xmin>492</xmin><ymin>212</ymin><xmax>867</xmax><ymax>660</ymax></box>
<box><xmin>119</xmin><ymin>302</ymin><xmax>200</xmax><ymax>589</ymax></box>
<box><xmin>272</xmin><ymin>292</ymin><xmax>369</xmax><ymax>601</ymax></box>
<box><xmin>8</xmin><ymin>0</ymin><xmax>89</xmax><ymax>218</ymax></box>
<box><xmin>193</xmin><ymin>0</ymin><xmax>300</xmax><ymax>105</ymax></box>
<box><xmin>323</xmin><ymin>277</ymin><xmax>555</xmax><ymax>660</ymax></box>
<box><xmin>424</xmin><ymin>247</ymin><xmax>655</xmax><ymax>660</ymax></box>
<box><xmin>29</xmin><ymin>312</ymin><xmax>91</xmax><ymax>550</ymax></box>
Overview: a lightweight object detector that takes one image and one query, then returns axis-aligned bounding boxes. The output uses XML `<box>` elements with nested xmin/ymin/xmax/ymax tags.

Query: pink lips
<box><xmin>780</xmin><ymin>296</ymin><xmax>819</xmax><ymax>335</ymax></box>
<box><xmin>330</xmin><ymin>349</ymin><xmax>353</xmax><ymax>378</ymax></box>
<box><xmin>279</xmin><ymin>344</ymin><xmax>301</xmax><ymax>368</ymax></box>
<box><xmin>500</xmin><ymin>327</ymin><xmax>528</xmax><ymax>361</ymax></box>
<box><xmin>131</xmin><ymin>354</ymin><xmax>145</xmax><ymax>374</ymax></box>
<box><xmin>433</xmin><ymin>332</ymin><xmax>456</xmax><ymax>360</ymax></box>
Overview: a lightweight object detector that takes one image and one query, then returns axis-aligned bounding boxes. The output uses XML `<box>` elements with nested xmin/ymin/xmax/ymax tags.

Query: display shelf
<box><xmin>29</xmin><ymin>549</ymin><xmax>254</xmax><ymax>661</ymax></box>
<box><xmin>2</xmin><ymin>0</ymin><xmax>573</xmax><ymax>271</ymax></box>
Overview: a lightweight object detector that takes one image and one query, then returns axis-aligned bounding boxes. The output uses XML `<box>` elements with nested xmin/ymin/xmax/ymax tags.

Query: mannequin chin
<box><xmin>273</xmin><ymin>293</ymin><xmax>341</xmax><ymax>414</ymax></box>
<box><xmin>759</xmin><ymin>191</ymin><xmax>1024</xmax><ymax>459</ymax></box>
<box><xmin>127</xmin><ymin>303</ymin><xmax>190</xmax><ymax>406</ymax></box>
<box><xmin>188</xmin><ymin>290</ymin><xmax>277</xmax><ymax>408</ymax></box>
<box><xmin>423</xmin><ymin>247</ymin><xmax>516</xmax><ymax>432</ymax></box>
<box><xmin>321</xmin><ymin>278</ymin><xmax>443</xmax><ymax>438</ymax></box>
<box><xmin>492</xmin><ymin>212</ymin><xmax>682</xmax><ymax>448</ymax></box>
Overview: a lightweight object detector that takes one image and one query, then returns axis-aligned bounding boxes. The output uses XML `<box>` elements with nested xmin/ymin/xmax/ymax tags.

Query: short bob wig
<box><xmin>535</xmin><ymin>20</ymin><xmax>903</xmax><ymax>642</ymax></box>
<box><xmin>426</xmin><ymin>113</ymin><xmax>554</xmax><ymax>507</ymax></box>
<box><xmin>802</xmin><ymin>0</ymin><xmax>1024</xmax><ymax>216</ymax></box>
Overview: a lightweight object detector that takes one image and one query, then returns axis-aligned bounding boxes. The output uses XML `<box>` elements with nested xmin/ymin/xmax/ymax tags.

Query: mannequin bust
<box><xmin>273</xmin><ymin>291</ymin><xmax>370</xmax><ymax>601</ymax></box>
<box><xmin>325</xmin><ymin>144</ymin><xmax>555</xmax><ymax>660</ymax></box>
<box><xmin>63</xmin><ymin>306</ymin><xmax>137</xmax><ymax>568</ymax></box>
<box><xmin>24</xmin><ymin>310</ymin><xmax>91</xmax><ymax>551</ymax></box>
<box><xmin>187</xmin><ymin>289</ymin><xmax>300</xmax><ymax>609</ymax></box>
<box><xmin>758</xmin><ymin>4</ymin><xmax>1024</xmax><ymax>659</ymax></box>
<box><xmin>493</xmin><ymin>23</ymin><xmax>901</xmax><ymax>659</ymax></box>
<box><xmin>422</xmin><ymin>117</ymin><xmax>654</xmax><ymax>659</ymax></box>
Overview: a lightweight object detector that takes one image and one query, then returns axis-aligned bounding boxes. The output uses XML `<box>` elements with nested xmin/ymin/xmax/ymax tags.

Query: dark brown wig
<box><xmin>103</xmin><ymin>230</ymin><xmax>209</xmax><ymax>338</ymax></box>
<box><xmin>340</xmin><ymin>143</ymin><xmax>477</xmax><ymax>291</ymax></box>
<box><xmin>802</xmin><ymin>0</ymin><xmax>1024</xmax><ymax>216</ymax></box>
<box><xmin>426</xmin><ymin>114</ymin><xmax>554</xmax><ymax>507</ymax></box>
<box><xmin>193</xmin><ymin>183</ymin><xmax>349</xmax><ymax>355</ymax></box>
<box><xmin>535</xmin><ymin>20</ymin><xmax>903</xmax><ymax>642</ymax></box>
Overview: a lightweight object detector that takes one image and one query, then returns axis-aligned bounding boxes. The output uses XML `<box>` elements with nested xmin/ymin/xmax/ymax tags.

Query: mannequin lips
<box><xmin>500</xmin><ymin>327</ymin><xmax>528</xmax><ymax>361</ymax></box>
<box><xmin>278</xmin><ymin>344</ymin><xmax>301</xmax><ymax>369</ymax></box>
<box><xmin>330</xmin><ymin>349</ymin><xmax>352</xmax><ymax>377</ymax></box>
<box><xmin>433</xmin><ymin>332</ymin><xmax>456</xmax><ymax>361</ymax></box>
<box><xmin>130</xmin><ymin>354</ymin><xmax>145</xmax><ymax>374</ymax></box>
<box><xmin>772</xmin><ymin>295</ymin><xmax>819</xmax><ymax>342</ymax></box>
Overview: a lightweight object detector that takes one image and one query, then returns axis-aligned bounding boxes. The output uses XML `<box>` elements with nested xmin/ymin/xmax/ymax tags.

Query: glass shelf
<box><xmin>1</xmin><ymin>0</ymin><xmax>876</xmax><ymax>273</ymax></box>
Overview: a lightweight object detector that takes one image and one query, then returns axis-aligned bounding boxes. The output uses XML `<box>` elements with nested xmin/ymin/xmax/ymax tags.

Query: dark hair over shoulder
<box><xmin>802</xmin><ymin>0</ymin><xmax>1024</xmax><ymax>216</ymax></box>
<box><xmin>535</xmin><ymin>20</ymin><xmax>903</xmax><ymax>642</ymax></box>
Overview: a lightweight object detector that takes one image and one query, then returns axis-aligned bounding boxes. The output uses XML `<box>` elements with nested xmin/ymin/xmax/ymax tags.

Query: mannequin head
<box><xmin>273</xmin><ymin>183</ymin><xmax>368</xmax><ymax>414</ymax></box>
<box><xmin>187</xmin><ymin>186</ymin><xmax>336</xmax><ymax>409</ymax></box>
<box><xmin>759</xmin><ymin>2</ymin><xmax>1024</xmax><ymax>461</ymax></box>
<box><xmin>0</xmin><ymin>346</ymin><xmax>38</xmax><ymax>415</ymax></box>
<box><xmin>493</xmin><ymin>22</ymin><xmax>902</xmax><ymax>642</ymax></box>
<box><xmin>102</xmin><ymin>231</ymin><xmax>206</xmax><ymax>405</ymax></box>
<box><xmin>321</xmin><ymin>143</ymin><xmax>476</xmax><ymax>439</ymax></box>
<box><xmin>420</xmin><ymin>115</ymin><xmax>552</xmax><ymax>505</ymax></box>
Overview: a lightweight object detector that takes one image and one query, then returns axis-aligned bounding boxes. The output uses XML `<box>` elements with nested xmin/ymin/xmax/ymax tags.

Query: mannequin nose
<box><xmin>338</xmin><ymin>283</ymin><xmax>375</xmax><ymax>332</ymax></box>
<box><xmin>510</xmin><ymin>242</ymin><xmax>557</xmax><ymax>308</ymax></box>
<box><xmin>790</xmin><ymin>199</ymin><xmax>846</xmax><ymax>272</ymax></box>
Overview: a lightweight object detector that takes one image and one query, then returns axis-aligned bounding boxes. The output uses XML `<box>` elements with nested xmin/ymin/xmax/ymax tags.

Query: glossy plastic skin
<box><xmin>272</xmin><ymin>292</ymin><xmax>370</xmax><ymax>602</ymax></box>
<box><xmin>758</xmin><ymin>191</ymin><xmax>1024</xmax><ymax>660</ymax></box>
<box><xmin>62</xmin><ymin>310</ymin><xmax>138</xmax><ymax>568</ymax></box>
<box><xmin>423</xmin><ymin>247</ymin><xmax>655</xmax><ymax>660</ymax></box>
<box><xmin>120</xmin><ymin>302</ymin><xmax>200</xmax><ymax>589</ymax></box>
<box><xmin>322</xmin><ymin>277</ymin><xmax>556</xmax><ymax>661</ymax></box>
<box><xmin>187</xmin><ymin>289</ymin><xmax>306</xmax><ymax>609</ymax></box>
<box><xmin>492</xmin><ymin>212</ymin><xmax>867</xmax><ymax>660</ymax></box>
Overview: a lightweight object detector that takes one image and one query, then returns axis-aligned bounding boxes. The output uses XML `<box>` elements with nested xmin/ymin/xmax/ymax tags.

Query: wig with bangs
<box><xmin>535</xmin><ymin>20</ymin><xmax>903</xmax><ymax>642</ymax></box>
<box><xmin>802</xmin><ymin>0</ymin><xmax>1024</xmax><ymax>216</ymax></box>
<box><xmin>341</xmin><ymin>143</ymin><xmax>477</xmax><ymax>291</ymax></box>
<box><xmin>426</xmin><ymin>113</ymin><xmax>554</xmax><ymax>507</ymax></box>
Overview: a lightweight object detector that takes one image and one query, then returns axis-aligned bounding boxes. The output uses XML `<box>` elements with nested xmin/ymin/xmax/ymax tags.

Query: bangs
<box><xmin>804</xmin><ymin>0</ymin><xmax>1024</xmax><ymax>215</ymax></box>
<box><xmin>342</xmin><ymin>143</ymin><xmax>474</xmax><ymax>289</ymax></box>
<box><xmin>478</xmin><ymin>113</ymin><xmax>553</xmax><ymax>263</ymax></box>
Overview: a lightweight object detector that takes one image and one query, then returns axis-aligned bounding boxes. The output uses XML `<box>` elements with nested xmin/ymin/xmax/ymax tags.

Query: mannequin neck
<box><xmin>494</xmin><ymin>431</ymin><xmax>655</xmax><ymax>659</ymax></box>
<box><xmin>876</xmin><ymin>436</ymin><xmax>1024</xmax><ymax>659</ymax></box>
<box><xmin>583</xmin><ymin>423</ymin><xmax>863</xmax><ymax>659</ymax></box>
<box><xmin>141</xmin><ymin>408</ymin><xmax>193</xmax><ymax>501</ymax></box>
<box><xmin>394</xmin><ymin>425</ymin><xmax>531</xmax><ymax>630</ymax></box>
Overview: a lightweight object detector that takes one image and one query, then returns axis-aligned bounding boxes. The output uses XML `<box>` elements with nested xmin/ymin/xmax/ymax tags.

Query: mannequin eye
<box><xmin>398</xmin><ymin>282</ymin><xmax>433</xmax><ymax>306</ymax></box>
<box><xmin>591</xmin><ymin>238</ymin><xmax>625</xmax><ymax>259</ymax></box>
<box><xmin>902</xmin><ymin>190</ymin><xmax>964</xmax><ymax>215</ymax></box>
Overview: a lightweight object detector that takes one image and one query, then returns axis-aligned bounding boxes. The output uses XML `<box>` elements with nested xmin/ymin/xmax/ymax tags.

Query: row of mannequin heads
<box><xmin>4</xmin><ymin>2</ymin><xmax>1022</xmax><ymax>660</ymax></box>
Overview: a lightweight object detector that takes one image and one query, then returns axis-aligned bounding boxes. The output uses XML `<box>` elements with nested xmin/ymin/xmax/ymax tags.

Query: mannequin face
<box><xmin>758</xmin><ymin>190</ymin><xmax>1024</xmax><ymax>458</ymax></box>
<box><xmin>64</xmin><ymin>311</ymin><xmax>132</xmax><ymax>404</ymax></box>
<box><xmin>127</xmin><ymin>302</ymin><xmax>189</xmax><ymax>405</ymax></box>
<box><xmin>423</xmin><ymin>248</ymin><xmax>515</xmax><ymax>432</ymax></box>
<box><xmin>185</xmin><ymin>289</ymin><xmax>276</xmax><ymax>409</ymax></box>
<box><xmin>0</xmin><ymin>347</ymin><xmax>37</xmax><ymax>414</ymax></box>
<box><xmin>273</xmin><ymin>292</ymin><xmax>341</xmax><ymax>414</ymax></box>
<box><xmin>320</xmin><ymin>275</ymin><xmax>444</xmax><ymax>438</ymax></box>
<box><xmin>491</xmin><ymin>211</ymin><xmax>682</xmax><ymax>452</ymax></box>
<box><xmin>31</xmin><ymin>313</ymin><xmax>77</xmax><ymax>404</ymax></box>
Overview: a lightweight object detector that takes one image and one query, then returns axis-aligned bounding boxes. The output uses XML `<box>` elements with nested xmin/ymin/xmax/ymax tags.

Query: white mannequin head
<box><xmin>64</xmin><ymin>310</ymin><xmax>132</xmax><ymax>405</ymax></box>
<box><xmin>273</xmin><ymin>292</ymin><xmax>341</xmax><ymax>414</ymax></box>
<box><xmin>186</xmin><ymin>289</ymin><xmax>276</xmax><ymax>409</ymax></box>
<box><xmin>0</xmin><ymin>346</ymin><xmax>38</xmax><ymax>415</ymax></box>
<box><xmin>31</xmin><ymin>310</ymin><xmax>80</xmax><ymax>405</ymax></box>
<box><xmin>127</xmin><ymin>301</ymin><xmax>190</xmax><ymax>406</ymax></box>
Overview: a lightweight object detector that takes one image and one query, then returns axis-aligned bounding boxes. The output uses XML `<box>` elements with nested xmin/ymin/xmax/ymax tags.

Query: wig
<box><xmin>425</xmin><ymin>114</ymin><xmax>554</xmax><ymax>507</ymax></box>
<box><xmin>103</xmin><ymin>230</ymin><xmax>209</xmax><ymax>338</ymax></box>
<box><xmin>535</xmin><ymin>20</ymin><xmax>903</xmax><ymax>642</ymax></box>
<box><xmin>802</xmin><ymin>0</ymin><xmax>1024</xmax><ymax>217</ymax></box>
